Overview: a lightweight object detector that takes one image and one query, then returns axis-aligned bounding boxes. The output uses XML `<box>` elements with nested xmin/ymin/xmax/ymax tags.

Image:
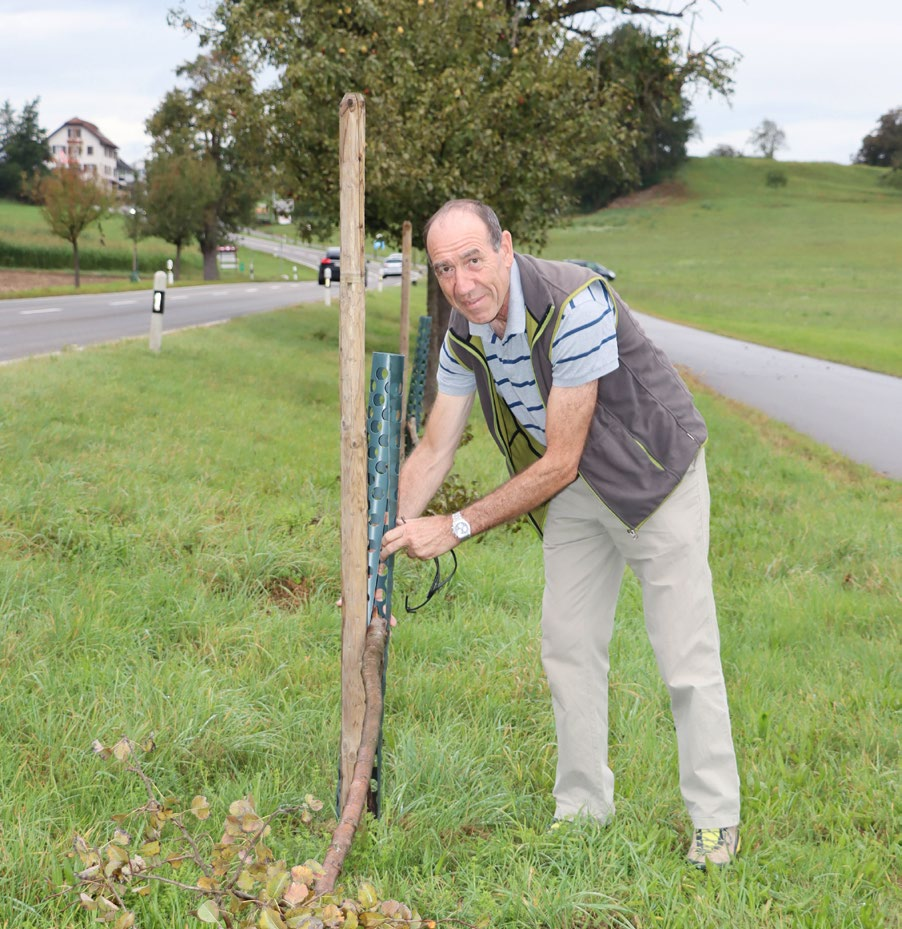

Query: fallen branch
<box><xmin>318</xmin><ymin>613</ymin><xmax>389</xmax><ymax>895</ymax></box>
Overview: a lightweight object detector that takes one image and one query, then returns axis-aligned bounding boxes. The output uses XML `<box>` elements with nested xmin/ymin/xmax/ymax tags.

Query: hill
<box><xmin>544</xmin><ymin>157</ymin><xmax>902</xmax><ymax>376</ymax></box>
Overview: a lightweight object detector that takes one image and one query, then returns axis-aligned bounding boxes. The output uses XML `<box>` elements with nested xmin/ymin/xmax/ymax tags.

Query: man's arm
<box><xmin>381</xmin><ymin>379</ymin><xmax>598</xmax><ymax>561</ymax></box>
<box><xmin>398</xmin><ymin>390</ymin><xmax>475</xmax><ymax>519</ymax></box>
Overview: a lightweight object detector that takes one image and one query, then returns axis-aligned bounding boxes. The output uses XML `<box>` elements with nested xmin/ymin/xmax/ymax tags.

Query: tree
<box><xmin>571</xmin><ymin>23</ymin><xmax>727</xmax><ymax>211</ymax></box>
<box><xmin>170</xmin><ymin>0</ymin><xmax>734</xmax><ymax>401</ymax></box>
<box><xmin>709</xmin><ymin>143</ymin><xmax>742</xmax><ymax>157</ymax></box>
<box><xmin>142</xmin><ymin>150</ymin><xmax>220</xmax><ymax>280</ymax></box>
<box><xmin>34</xmin><ymin>164</ymin><xmax>114</xmax><ymax>287</ymax></box>
<box><xmin>0</xmin><ymin>98</ymin><xmax>51</xmax><ymax>200</ymax></box>
<box><xmin>146</xmin><ymin>52</ymin><xmax>264</xmax><ymax>280</ymax></box>
<box><xmin>855</xmin><ymin>107</ymin><xmax>902</xmax><ymax>169</ymax></box>
<box><xmin>748</xmin><ymin>119</ymin><xmax>787</xmax><ymax>159</ymax></box>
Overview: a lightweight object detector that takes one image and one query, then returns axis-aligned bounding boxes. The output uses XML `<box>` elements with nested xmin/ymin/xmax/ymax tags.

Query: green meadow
<box><xmin>0</xmin><ymin>276</ymin><xmax>898</xmax><ymax>928</ymax></box>
<box><xmin>544</xmin><ymin>158</ymin><xmax>902</xmax><ymax>376</ymax></box>
<box><xmin>0</xmin><ymin>199</ymin><xmax>315</xmax><ymax>293</ymax></box>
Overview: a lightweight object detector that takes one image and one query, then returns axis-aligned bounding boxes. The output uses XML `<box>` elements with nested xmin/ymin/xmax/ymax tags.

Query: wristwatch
<box><xmin>451</xmin><ymin>511</ymin><xmax>472</xmax><ymax>541</ymax></box>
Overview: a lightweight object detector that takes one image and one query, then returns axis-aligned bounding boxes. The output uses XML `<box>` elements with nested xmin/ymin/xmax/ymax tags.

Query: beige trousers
<box><xmin>541</xmin><ymin>449</ymin><xmax>740</xmax><ymax>828</ymax></box>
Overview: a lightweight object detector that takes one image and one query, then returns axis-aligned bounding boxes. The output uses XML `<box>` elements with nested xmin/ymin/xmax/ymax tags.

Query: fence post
<box><xmin>338</xmin><ymin>92</ymin><xmax>368</xmax><ymax>815</ymax></box>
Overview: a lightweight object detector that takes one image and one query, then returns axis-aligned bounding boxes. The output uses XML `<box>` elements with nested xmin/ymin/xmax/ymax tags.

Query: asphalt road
<box><xmin>0</xmin><ymin>280</ymin><xmax>321</xmax><ymax>363</ymax></box>
<box><xmin>2</xmin><ymin>282</ymin><xmax>898</xmax><ymax>479</ymax></box>
<box><xmin>634</xmin><ymin>312</ymin><xmax>902</xmax><ymax>480</ymax></box>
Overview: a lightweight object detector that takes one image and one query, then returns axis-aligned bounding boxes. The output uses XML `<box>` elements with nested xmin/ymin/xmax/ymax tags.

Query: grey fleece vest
<box><xmin>445</xmin><ymin>253</ymin><xmax>707</xmax><ymax>532</ymax></box>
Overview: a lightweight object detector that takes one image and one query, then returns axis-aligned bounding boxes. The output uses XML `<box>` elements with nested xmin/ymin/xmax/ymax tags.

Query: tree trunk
<box><xmin>317</xmin><ymin>614</ymin><xmax>388</xmax><ymax>896</ymax></box>
<box><xmin>202</xmin><ymin>242</ymin><xmax>220</xmax><ymax>280</ymax></box>
<box><xmin>424</xmin><ymin>267</ymin><xmax>452</xmax><ymax>415</ymax></box>
<box><xmin>175</xmin><ymin>242</ymin><xmax>182</xmax><ymax>281</ymax></box>
<box><xmin>72</xmin><ymin>239</ymin><xmax>80</xmax><ymax>288</ymax></box>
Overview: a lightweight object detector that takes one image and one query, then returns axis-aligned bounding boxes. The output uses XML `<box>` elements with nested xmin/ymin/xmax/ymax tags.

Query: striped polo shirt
<box><xmin>438</xmin><ymin>261</ymin><xmax>619</xmax><ymax>445</ymax></box>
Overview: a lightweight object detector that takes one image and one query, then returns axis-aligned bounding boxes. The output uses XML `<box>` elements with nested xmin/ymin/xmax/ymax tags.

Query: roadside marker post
<box><xmin>149</xmin><ymin>270</ymin><xmax>166</xmax><ymax>353</ymax></box>
<box><xmin>325</xmin><ymin>266</ymin><xmax>332</xmax><ymax>306</ymax></box>
<box><xmin>166</xmin><ymin>259</ymin><xmax>174</xmax><ymax>285</ymax></box>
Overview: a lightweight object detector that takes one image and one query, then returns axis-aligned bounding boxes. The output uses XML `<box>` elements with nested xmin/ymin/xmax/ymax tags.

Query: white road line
<box><xmin>168</xmin><ymin>295</ymin><xmax>188</xmax><ymax>300</ymax></box>
<box><xmin>20</xmin><ymin>307</ymin><xmax>62</xmax><ymax>315</ymax></box>
<box><xmin>108</xmin><ymin>299</ymin><xmax>136</xmax><ymax>306</ymax></box>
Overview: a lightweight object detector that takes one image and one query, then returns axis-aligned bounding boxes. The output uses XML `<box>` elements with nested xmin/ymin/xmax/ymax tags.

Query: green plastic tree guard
<box><xmin>365</xmin><ymin>351</ymin><xmax>404</xmax><ymax>817</ymax></box>
<box><xmin>405</xmin><ymin>315</ymin><xmax>432</xmax><ymax>450</ymax></box>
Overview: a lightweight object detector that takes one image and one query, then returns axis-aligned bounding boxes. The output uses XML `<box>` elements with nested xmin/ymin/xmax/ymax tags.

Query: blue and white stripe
<box><xmin>438</xmin><ymin>264</ymin><xmax>619</xmax><ymax>445</ymax></box>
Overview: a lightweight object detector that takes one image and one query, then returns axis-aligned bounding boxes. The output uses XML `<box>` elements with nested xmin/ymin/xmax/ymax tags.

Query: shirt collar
<box><xmin>469</xmin><ymin>259</ymin><xmax>526</xmax><ymax>344</ymax></box>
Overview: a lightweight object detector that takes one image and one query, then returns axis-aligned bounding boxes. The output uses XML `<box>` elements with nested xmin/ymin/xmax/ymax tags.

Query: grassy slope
<box><xmin>0</xmin><ymin>199</ymin><xmax>316</xmax><ymax>291</ymax></box>
<box><xmin>0</xmin><ymin>291</ymin><xmax>898</xmax><ymax>928</ymax></box>
<box><xmin>543</xmin><ymin>158</ymin><xmax>902</xmax><ymax>376</ymax></box>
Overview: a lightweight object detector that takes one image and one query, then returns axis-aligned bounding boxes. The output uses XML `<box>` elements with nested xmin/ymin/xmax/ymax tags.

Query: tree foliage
<box><xmin>171</xmin><ymin>0</ymin><xmax>734</xmax><ymax>249</ymax></box>
<box><xmin>34</xmin><ymin>164</ymin><xmax>114</xmax><ymax>287</ymax></box>
<box><xmin>748</xmin><ymin>118</ymin><xmax>787</xmax><ymax>159</ymax></box>
<box><xmin>145</xmin><ymin>52</ymin><xmax>264</xmax><ymax>280</ymax></box>
<box><xmin>854</xmin><ymin>106</ymin><xmax>902</xmax><ymax>169</ymax></box>
<box><xmin>0</xmin><ymin>98</ymin><xmax>51</xmax><ymax>200</ymax></box>
<box><xmin>142</xmin><ymin>151</ymin><xmax>221</xmax><ymax>280</ymax></box>
<box><xmin>571</xmin><ymin>23</ymin><xmax>729</xmax><ymax>211</ymax></box>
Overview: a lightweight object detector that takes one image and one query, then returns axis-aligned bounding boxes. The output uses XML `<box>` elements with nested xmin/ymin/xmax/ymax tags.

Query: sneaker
<box><xmin>686</xmin><ymin>826</ymin><xmax>741</xmax><ymax>870</ymax></box>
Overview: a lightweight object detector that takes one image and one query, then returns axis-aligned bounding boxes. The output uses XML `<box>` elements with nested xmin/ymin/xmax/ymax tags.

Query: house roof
<box><xmin>48</xmin><ymin>117</ymin><xmax>119</xmax><ymax>152</ymax></box>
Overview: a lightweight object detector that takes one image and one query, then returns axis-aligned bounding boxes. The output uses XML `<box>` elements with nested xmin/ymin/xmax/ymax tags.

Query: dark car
<box><xmin>565</xmin><ymin>258</ymin><xmax>616</xmax><ymax>282</ymax></box>
<box><xmin>318</xmin><ymin>247</ymin><xmax>340</xmax><ymax>285</ymax></box>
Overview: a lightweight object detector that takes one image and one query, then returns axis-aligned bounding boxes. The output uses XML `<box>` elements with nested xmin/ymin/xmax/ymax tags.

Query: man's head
<box><xmin>424</xmin><ymin>199</ymin><xmax>514</xmax><ymax>330</ymax></box>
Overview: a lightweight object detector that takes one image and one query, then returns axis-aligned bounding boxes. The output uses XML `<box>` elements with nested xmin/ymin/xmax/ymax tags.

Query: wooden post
<box><xmin>338</xmin><ymin>92</ymin><xmax>368</xmax><ymax>813</ymax></box>
<box><xmin>399</xmin><ymin>221</ymin><xmax>413</xmax><ymax>458</ymax></box>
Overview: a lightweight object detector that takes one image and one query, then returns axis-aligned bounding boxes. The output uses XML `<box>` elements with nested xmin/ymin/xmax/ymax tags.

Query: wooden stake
<box><xmin>399</xmin><ymin>220</ymin><xmax>413</xmax><ymax>459</ymax></box>
<box><xmin>338</xmin><ymin>92</ymin><xmax>367</xmax><ymax>813</ymax></box>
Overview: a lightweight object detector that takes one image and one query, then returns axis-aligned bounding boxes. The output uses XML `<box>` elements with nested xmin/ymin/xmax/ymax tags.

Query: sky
<box><xmin>1</xmin><ymin>0</ymin><xmax>900</xmax><ymax>167</ymax></box>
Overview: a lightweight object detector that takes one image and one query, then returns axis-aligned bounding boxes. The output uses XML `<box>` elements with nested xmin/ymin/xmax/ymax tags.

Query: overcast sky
<box><xmin>2</xmin><ymin>0</ymin><xmax>899</xmax><ymax>167</ymax></box>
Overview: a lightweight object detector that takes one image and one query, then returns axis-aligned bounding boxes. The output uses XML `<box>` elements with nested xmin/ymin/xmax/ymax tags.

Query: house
<box><xmin>47</xmin><ymin>117</ymin><xmax>125</xmax><ymax>191</ymax></box>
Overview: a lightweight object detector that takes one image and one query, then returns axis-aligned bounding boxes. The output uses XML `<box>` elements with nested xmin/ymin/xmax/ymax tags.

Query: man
<box><xmin>380</xmin><ymin>199</ymin><xmax>741</xmax><ymax>870</ymax></box>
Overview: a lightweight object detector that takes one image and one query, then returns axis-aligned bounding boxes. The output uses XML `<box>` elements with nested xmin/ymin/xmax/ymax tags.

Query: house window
<box><xmin>87</xmin><ymin>146</ymin><xmax>93</xmax><ymax>155</ymax></box>
<box><xmin>68</xmin><ymin>127</ymin><xmax>82</xmax><ymax>139</ymax></box>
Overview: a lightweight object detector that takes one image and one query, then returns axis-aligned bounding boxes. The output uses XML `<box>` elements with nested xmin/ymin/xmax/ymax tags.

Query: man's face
<box><xmin>426</xmin><ymin>208</ymin><xmax>514</xmax><ymax>327</ymax></box>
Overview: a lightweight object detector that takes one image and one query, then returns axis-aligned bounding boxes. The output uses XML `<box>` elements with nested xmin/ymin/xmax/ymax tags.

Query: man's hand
<box><xmin>380</xmin><ymin>514</ymin><xmax>457</xmax><ymax>561</ymax></box>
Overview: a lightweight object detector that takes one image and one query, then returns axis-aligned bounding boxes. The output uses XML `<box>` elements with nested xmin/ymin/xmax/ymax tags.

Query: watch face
<box><xmin>452</xmin><ymin>514</ymin><xmax>470</xmax><ymax>539</ymax></box>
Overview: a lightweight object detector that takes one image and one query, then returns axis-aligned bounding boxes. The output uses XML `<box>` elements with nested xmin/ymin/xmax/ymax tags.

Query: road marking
<box><xmin>168</xmin><ymin>294</ymin><xmax>188</xmax><ymax>300</ymax></box>
<box><xmin>20</xmin><ymin>307</ymin><xmax>62</xmax><ymax>315</ymax></box>
<box><xmin>247</xmin><ymin>288</ymin><xmax>258</xmax><ymax>293</ymax></box>
<box><xmin>109</xmin><ymin>299</ymin><xmax>136</xmax><ymax>306</ymax></box>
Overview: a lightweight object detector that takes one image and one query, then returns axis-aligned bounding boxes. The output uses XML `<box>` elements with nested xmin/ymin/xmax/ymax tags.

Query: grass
<box><xmin>0</xmin><ymin>198</ymin><xmax>316</xmax><ymax>296</ymax></box>
<box><xmin>0</xmin><ymin>287</ymin><xmax>898</xmax><ymax>928</ymax></box>
<box><xmin>542</xmin><ymin>158</ymin><xmax>902</xmax><ymax>376</ymax></box>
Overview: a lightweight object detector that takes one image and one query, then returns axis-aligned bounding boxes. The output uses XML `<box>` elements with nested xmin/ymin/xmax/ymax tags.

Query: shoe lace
<box><xmin>696</xmin><ymin>828</ymin><xmax>724</xmax><ymax>853</ymax></box>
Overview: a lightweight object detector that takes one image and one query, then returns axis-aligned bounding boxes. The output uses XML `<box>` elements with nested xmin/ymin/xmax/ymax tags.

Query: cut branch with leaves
<box><xmin>63</xmin><ymin>611</ymin><xmax>412</xmax><ymax>929</ymax></box>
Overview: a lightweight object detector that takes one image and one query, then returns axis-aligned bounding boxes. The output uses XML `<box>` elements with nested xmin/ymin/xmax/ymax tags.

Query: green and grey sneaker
<box><xmin>686</xmin><ymin>826</ymin><xmax>741</xmax><ymax>871</ymax></box>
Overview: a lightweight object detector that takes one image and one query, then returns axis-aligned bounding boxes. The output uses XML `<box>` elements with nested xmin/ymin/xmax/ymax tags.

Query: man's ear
<box><xmin>501</xmin><ymin>230</ymin><xmax>514</xmax><ymax>266</ymax></box>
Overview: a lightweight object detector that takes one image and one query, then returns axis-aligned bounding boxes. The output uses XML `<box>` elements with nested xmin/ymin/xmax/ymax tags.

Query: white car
<box><xmin>381</xmin><ymin>253</ymin><xmax>404</xmax><ymax>276</ymax></box>
<box><xmin>380</xmin><ymin>253</ymin><xmax>420</xmax><ymax>282</ymax></box>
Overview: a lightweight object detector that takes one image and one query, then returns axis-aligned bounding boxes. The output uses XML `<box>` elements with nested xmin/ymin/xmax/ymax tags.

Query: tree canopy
<box><xmin>0</xmin><ymin>98</ymin><xmax>50</xmax><ymax>200</ymax></box>
<box><xmin>34</xmin><ymin>164</ymin><xmax>114</xmax><ymax>287</ymax></box>
<box><xmin>855</xmin><ymin>107</ymin><xmax>902</xmax><ymax>169</ymax></box>
<box><xmin>145</xmin><ymin>51</ymin><xmax>265</xmax><ymax>279</ymax></box>
<box><xmin>170</xmin><ymin>0</ymin><xmax>735</xmax><ymax>249</ymax></box>
<box><xmin>748</xmin><ymin>119</ymin><xmax>787</xmax><ymax>159</ymax></box>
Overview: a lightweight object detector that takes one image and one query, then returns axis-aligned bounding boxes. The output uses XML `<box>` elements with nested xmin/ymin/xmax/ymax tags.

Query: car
<box><xmin>565</xmin><ymin>258</ymin><xmax>616</xmax><ymax>282</ymax></box>
<box><xmin>380</xmin><ymin>252</ymin><xmax>420</xmax><ymax>283</ymax></box>
<box><xmin>381</xmin><ymin>252</ymin><xmax>403</xmax><ymax>276</ymax></box>
<box><xmin>318</xmin><ymin>247</ymin><xmax>340</xmax><ymax>285</ymax></box>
